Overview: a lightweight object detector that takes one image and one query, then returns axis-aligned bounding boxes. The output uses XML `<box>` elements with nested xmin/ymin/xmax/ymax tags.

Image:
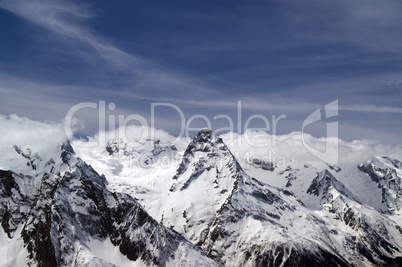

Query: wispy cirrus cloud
<box><xmin>340</xmin><ymin>104</ymin><xmax>402</xmax><ymax>114</ymax></box>
<box><xmin>0</xmin><ymin>0</ymin><xmax>222</xmax><ymax>99</ymax></box>
<box><xmin>0</xmin><ymin>0</ymin><xmax>141</xmax><ymax>69</ymax></box>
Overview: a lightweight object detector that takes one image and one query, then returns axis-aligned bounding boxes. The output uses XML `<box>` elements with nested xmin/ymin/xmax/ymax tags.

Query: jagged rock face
<box><xmin>305</xmin><ymin>169</ymin><xmax>402</xmax><ymax>266</ymax></box>
<box><xmin>198</xmin><ymin>171</ymin><xmax>352</xmax><ymax>266</ymax></box>
<box><xmin>163</xmin><ymin>131</ymin><xmax>354</xmax><ymax>266</ymax></box>
<box><xmin>358</xmin><ymin>156</ymin><xmax>402</xmax><ymax>214</ymax></box>
<box><xmin>198</xmin><ymin>167</ymin><xmax>402</xmax><ymax>266</ymax></box>
<box><xmin>158</xmin><ymin>129</ymin><xmax>244</xmax><ymax>246</ymax></box>
<box><xmin>0</xmin><ymin>142</ymin><xmax>218</xmax><ymax>266</ymax></box>
<box><xmin>13</xmin><ymin>145</ymin><xmax>42</xmax><ymax>171</ymax></box>
<box><xmin>307</xmin><ymin>169</ymin><xmax>360</xmax><ymax>207</ymax></box>
<box><xmin>0</xmin><ymin>170</ymin><xmax>33</xmax><ymax>238</ymax></box>
<box><xmin>171</xmin><ymin>129</ymin><xmax>241</xmax><ymax>190</ymax></box>
<box><xmin>237</xmin><ymin>242</ymin><xmax>350</xmax><ymax>267</ymax></box>
<box><xmin>160</xmin><ymin>131</ymin><xmax>402</xmax><ymax>266</ymax></box>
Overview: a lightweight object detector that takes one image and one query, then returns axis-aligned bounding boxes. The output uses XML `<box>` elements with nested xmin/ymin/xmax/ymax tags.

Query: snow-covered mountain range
<box><xmin>1</xmin><ymin>117</ymin><xmax>402</xmax><ymax>266</ymax></box>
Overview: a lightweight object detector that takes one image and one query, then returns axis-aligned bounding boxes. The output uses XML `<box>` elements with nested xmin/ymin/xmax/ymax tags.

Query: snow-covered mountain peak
<box><xmin>60</xmin><ymin>141</ymin><xmax>75</xmax><ymax>164</ymax></box>
<box><xmin>192</xmin><ymin>128</ymin><xmax>213</xmax><ymax>143</ymax></box>
<box><xmin>358</xmin><ymin>156</ymin><xmax>402</xmax><ymax>214</ymax></box>
<box><xmin>171</xmin><ymin>129</ymin><xmax>241</xmax><ymax>190</ymax></box>
<box><xmin>182</xmin><ymin>129</ymin><xmax>225</xmax><ymax>157</ymax></box>
<box><xmin>306</xmin><ymin>169</ymin><xmax>361</xmax><ymax>208</ymax></box>
<box><xmin>138</xmin><ymin>129</ymin><xmax>244</xmax><ymax>247</ymax></box>
<box><xmin>61</xmin><ymin>141</ymin><xmax>75</xmax><ymax>154</ymax></box>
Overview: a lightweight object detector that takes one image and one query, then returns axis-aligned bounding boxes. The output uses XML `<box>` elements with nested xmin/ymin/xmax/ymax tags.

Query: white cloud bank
<box><xmin>220</xmin><ymin>131</ymin><xmax>402</xmax><ymax>167</ymax></box>
<box><xmin>1</xmin><ymin>115</ymin><xmax>401</xmax><ymax>169</ymax></box>
<box><xmin>0</xmin><ymin>114</ymin><xmax>68</xmax><ymax>155</ymax></box>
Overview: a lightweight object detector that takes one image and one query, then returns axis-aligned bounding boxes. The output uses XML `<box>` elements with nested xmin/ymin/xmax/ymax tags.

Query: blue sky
<box><xmin>0</xmin><ymin>0</ymin><xmax>401</xmax><ymax>143</ymax></box>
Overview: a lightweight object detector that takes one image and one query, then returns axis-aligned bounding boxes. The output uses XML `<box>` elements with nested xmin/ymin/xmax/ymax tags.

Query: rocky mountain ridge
<box><xmin>0</xmin><ymin>141</ymin><xmax>217</xmax><ymax>266</ymax></box>
<box><xmin>1</xmin><ymin>129</ymin><xmax>402</xmax><ymax>266</ymax></box>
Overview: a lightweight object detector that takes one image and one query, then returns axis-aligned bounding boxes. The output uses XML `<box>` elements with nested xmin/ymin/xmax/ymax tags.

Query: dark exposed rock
<box><xmin>0</xmin><ymin>170</ymin><xmax>31</xmax><ymax>238</ymax></box>
<box><xmin>0</xmin><ymin>170</ymin><xmax>17</xmax><ymax>197</ymax></box>
<box><xmin>22</xmin><ymin>208</ymin><xmax>58</xmax><ymax>267</ymax></box>
<box><xmin>0</xmin><ymin>144</ymin><xmax>215</xmax><ymax>267</ymax></box>
<box><xmin>250</xmin><ymin>158</ymin><xmax>275</xmax><ymax>171</ymax></box>
<box><xmin>285</xmin><ymin>173</ymin><xmax>296</xmax><ymax>187</ymax></box>
<box><xmin>327</xmin><ymin>163</ymin><xmax>342</xmax><ymax>173</ymax></box>
<box><xmin>245</xmin><ymin>242</ymin><xmax>350</xmax><ymax>267</ymax></box>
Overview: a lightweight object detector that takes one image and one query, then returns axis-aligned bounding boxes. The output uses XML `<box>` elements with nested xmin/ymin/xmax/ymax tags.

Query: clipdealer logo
<box><xmin>302</xmin><ymin>99</ymin><xmax>339</xmax><ymax>165</ymax></box>
<box><xmin>64</xmin><ymin>100</ymin><xmax>339</xmax><ymax>165</ymax></box>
